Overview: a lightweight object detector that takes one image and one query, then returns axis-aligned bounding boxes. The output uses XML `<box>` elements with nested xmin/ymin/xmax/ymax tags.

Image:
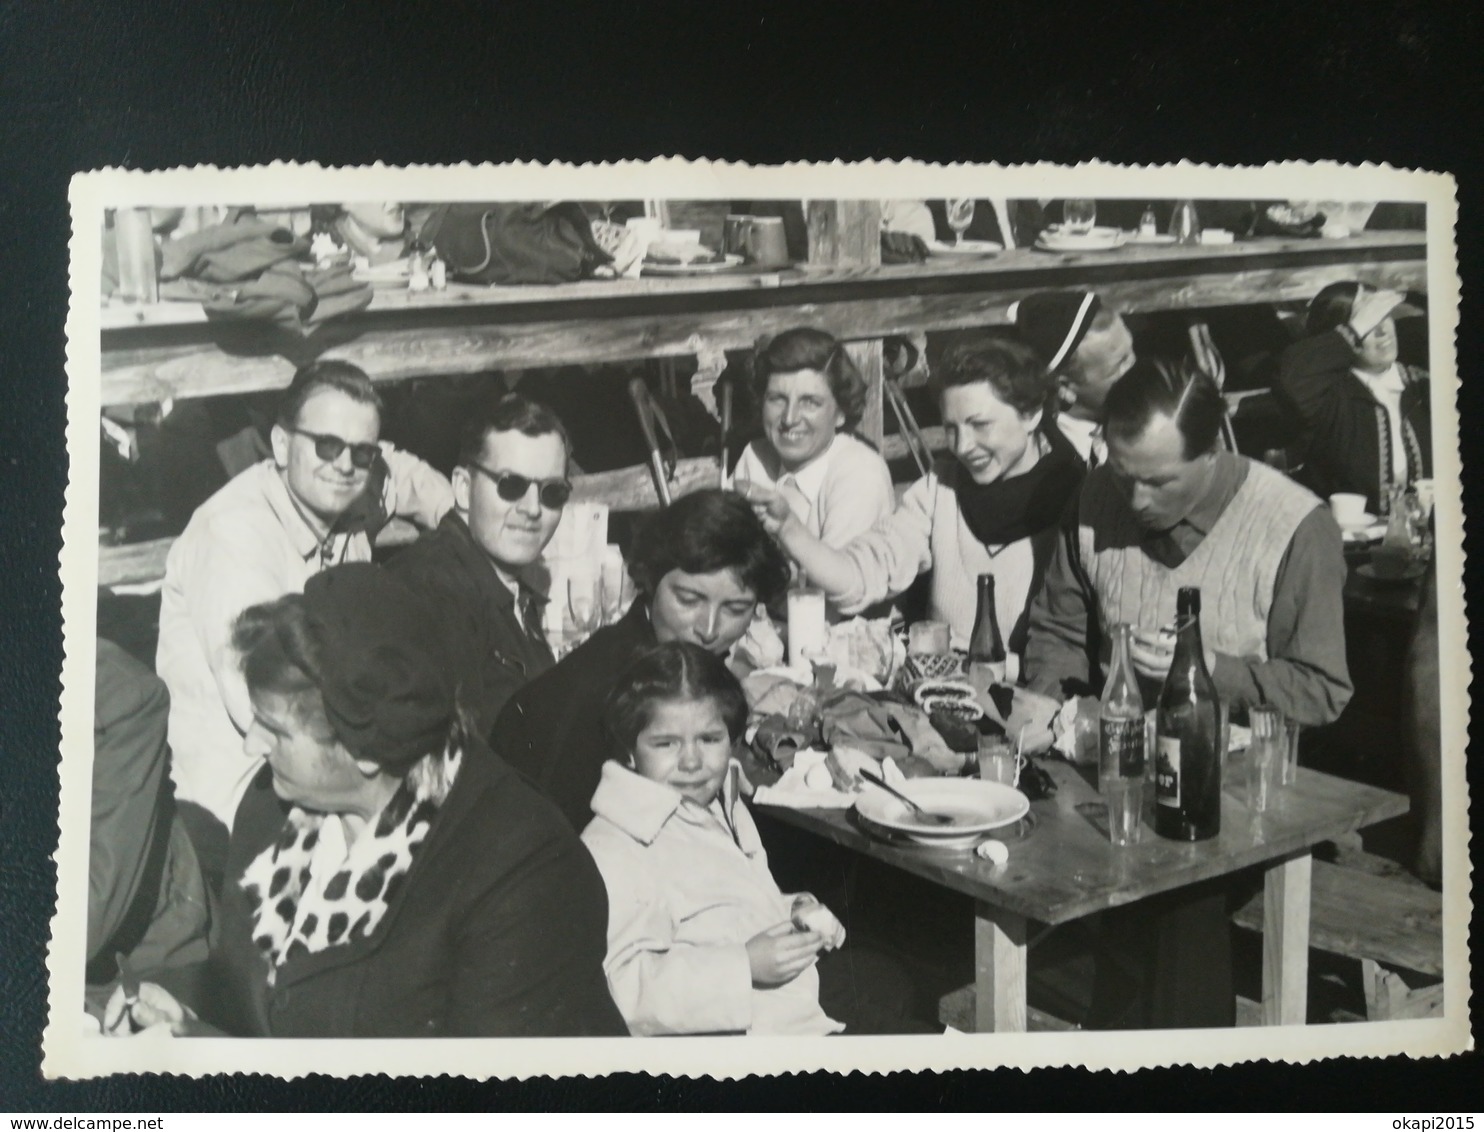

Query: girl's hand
<box><xmin>790</xmin><ymin>894</ymin><xmax>847</xmax><ymax>950</ymax></box>
<box><xmin>746</xmin><ymin>921</ymin><xmax>825</xmax><ymax>987</ymax></box>
<box><xmin>102</xmin><ymin>980</ymin><xmax>195</xmax><ymax>1037</ymax></box>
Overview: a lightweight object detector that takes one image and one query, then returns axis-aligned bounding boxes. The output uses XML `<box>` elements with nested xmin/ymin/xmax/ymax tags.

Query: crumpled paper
<box><xmin>752</xmin><ymin>748</ymin><xmax>907</xmax><ymax>810</ymax></box>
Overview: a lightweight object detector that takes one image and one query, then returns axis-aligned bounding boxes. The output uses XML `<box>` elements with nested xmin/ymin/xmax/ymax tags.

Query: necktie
<box><xmin>1088</xmin><ymin>430</ymin><xmax>1105</xmax><ymax>470</ymax></box>
<box><xmin>518</xmin><ymin>589</ymin><xmax>547</xmax><ymax>648</ymax></box>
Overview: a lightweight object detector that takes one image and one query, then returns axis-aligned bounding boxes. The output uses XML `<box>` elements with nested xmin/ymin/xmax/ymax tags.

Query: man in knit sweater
<box><xmin>1023</xmin><ymin>357</ymin><xmax>1352</xmax><ymax>1031</ymax></box>
<box><xmin>1025</xmin><ymin>358</ymin><xmax>1352</xmax><ymax>727</ymax></box>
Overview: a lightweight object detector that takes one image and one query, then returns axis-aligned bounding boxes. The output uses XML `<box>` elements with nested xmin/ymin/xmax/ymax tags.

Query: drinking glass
<box><xmin>1281</xmin><ymin>718</ymin><xmax>1302</xmax><ymax>786</ymax></box>
<box><xmin>1245</xmin><ymin>707</ymin><xmax>1285</xmax><ymax>814</ymax></box>
<box><xmin>1103</xmin><ymin>776</ymin><xmax>1143</xmax><ymax>846</ymax></box>
<box><xmin>946</xmin><ymin>199</ymin><xmax>975</xmax><ymax>245</ymax></box>
<box><xmin>567</xmin><ymin>574</ymin><xmax>605</xmax><ymax>642</ymax></box>
<box><xmin>908</xmin><ymin>619</ymin><xmax>951</xmax><ymax>657</ymax></box>
<box><xmin>977</xmin><ymin>735</ymin><xmax>1020</xmax><ymax>786</ymax></box>
<box><xmin>1064</xmin><ymin>198</ymin><xmax>1097</xmax><ymax>236</ymax></box>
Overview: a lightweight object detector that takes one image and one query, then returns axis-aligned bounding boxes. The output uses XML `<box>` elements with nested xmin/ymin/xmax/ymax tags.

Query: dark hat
<box><xmin>1009</xmin><ymin>290</ymin><xmax>1101</xmax><ymax>373</ymax></box>
<box><xmin>302</xmin><ymin>564</ymin><xmax>455</xmax><ymax>771</ymax></box>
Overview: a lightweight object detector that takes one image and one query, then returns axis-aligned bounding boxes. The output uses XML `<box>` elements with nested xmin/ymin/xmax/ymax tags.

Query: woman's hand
<box><xmin>736</xmin><ymin>481</ymin><xmax>797</xmax><ymax>538</ymax></box>
<box><xmin>1348</xmin><ymin>288</ymin><xmax>1406</xmax><ymax>342</ymax></box>
<box><xmin>102</xmin><ymin>980</ymin><xmax>195</xmax><ymax>1037</ymax></box>
<box><xmin>746</xmin><ymin>921</ymin><xmax>825</xmax><ymax>987</ymax></box>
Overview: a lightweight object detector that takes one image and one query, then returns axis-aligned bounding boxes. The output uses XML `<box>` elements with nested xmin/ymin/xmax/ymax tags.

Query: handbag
<box><xmin>421</xmin><ymin>203</ymin><xmax>612</xmax><ymax>285</ymax></box>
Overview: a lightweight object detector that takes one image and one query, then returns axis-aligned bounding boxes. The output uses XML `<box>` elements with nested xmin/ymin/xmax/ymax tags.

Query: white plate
<box><xmin>1125</xmin><ymin>232</ymin><xmax>1177</xmax><ymax>246</ymax></box>
<box><xmin>1035</xmin><ymin>226</ymin><xmax>1129</xmax><ymax>252</ymax></box>
<box><xmin>641</xmin><ymin>254</ymin><xmax>745</xmax><ymax>276</ymax></box>
<box><xmin>855</xmin><ymin>778</ymin><xmax>1030</xmax><ymax>846</ymax></box>
<box><xmin>855</xmin><ymin>809</ymin><xmax>984</xmax><ymax>851</ymax></box>
<box><xmin>927</xmin><ymin>239</ymin><xmax>1002</xmax><ymax>257</ymax></box>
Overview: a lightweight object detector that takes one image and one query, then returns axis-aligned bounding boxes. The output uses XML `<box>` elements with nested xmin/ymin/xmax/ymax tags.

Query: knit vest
<box><xmin>1077</xmin><ymin>460</ymin><xmax>1319</xmax><ymax>665</ymax></box>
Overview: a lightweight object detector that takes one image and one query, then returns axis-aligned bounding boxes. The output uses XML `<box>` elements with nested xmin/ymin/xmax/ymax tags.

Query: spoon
<box><xmin>859</xmin><ymin>768</ymin><xmax>955</xmax><ymax>826</ymax></box>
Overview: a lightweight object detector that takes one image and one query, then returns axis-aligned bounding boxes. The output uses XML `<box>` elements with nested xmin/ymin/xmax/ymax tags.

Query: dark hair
<box><xmin>627</xmin><ymin>489</ymin><xmax>791</xmax><ymax>606</ymax></box>
<box><xmin>752</xmin><ymin>328</ymin><xmax>867</xmax><ymax>433</ymax></box>
<box><xmin>231</xmin><ymin>594</ymin><xmax>335</xmax><ymax>740</ymax></box>
<box><xmin>602</xmin><ymin>641</ymin><xmax>749</xmax><ymax>763</ymax></box>
<box><xmin>277</xmin><ymin>360</ymin><xmax>384</xmax><ymax>429</ymax></box>
<box><xmin>1305</xmin><ymin>280</ymin><xmax>1363</xmax><ymax>337</ymax></box>
<box><xmin>457</xmin><ymin>393</ymin><xmax>571</xmax><ymax>467</ymax></box>
<box><xmin>931</xmin><ymin>336</ymin><xmax>1055</xmax><ymax>417</ymax></box>
<box><xmin>1103</xmin><ymin>357</ymin><xmax>1227</xmax><ymax>459</ymax></box>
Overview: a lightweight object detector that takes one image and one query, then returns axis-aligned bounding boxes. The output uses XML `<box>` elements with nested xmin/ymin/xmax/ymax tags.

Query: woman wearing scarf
<box><xmin>103</xmin><ymin>564</ymin><xmax>625</xmax><ymax>1038</ymax></box>
<box><xmin>745</xmin><ymin>337</ymin><xmax>1082</xmax><ymax>664</ymax></box>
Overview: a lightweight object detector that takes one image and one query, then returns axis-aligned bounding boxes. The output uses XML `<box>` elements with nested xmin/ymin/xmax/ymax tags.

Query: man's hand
<box><xmin>746</xmin><ymin>921</ymin><xmax>825</xmax><ymax>987</ymax></box>
<box><xmin>1131</xmin><ymin>630</ymin><xmax>1217</xmax><ymax>684</ymax></box>
<box><xmin>1348</xmin><ymin>287</ymin><xmax>1407</xmax><ymax>342</ymax></box>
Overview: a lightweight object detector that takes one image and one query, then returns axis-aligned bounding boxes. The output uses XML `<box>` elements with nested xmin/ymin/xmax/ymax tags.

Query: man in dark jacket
<box><xmin>1275</xmin><ymin>283</ymin><xmax>1430</xmax><ymax>513</ymax></box>
<box><xmin>389</xmin><ymin>395</ymin><xmax>571</xmax><ymax>736</ymax></box>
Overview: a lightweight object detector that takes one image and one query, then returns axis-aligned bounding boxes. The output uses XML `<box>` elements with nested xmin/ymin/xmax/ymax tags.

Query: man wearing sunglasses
<box><xmin>156</xmin><ymin>361</ymin><xmax>453</xmax><ymax>885</ymax></box>
<box><xmin>389</xmin><ymin>394</ymin><xmax>571</xmax><ymax>736</ymax></box>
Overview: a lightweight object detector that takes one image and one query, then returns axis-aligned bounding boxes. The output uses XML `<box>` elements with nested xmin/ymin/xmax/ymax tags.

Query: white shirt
<box><xmin>1354</xmin><ymin>363</ymin><xmax>1409</xmax><ymax>484</ymax></box>
<box><xmin>733</xmin><ymin>433</ymin><xmax>895</xmax><ymax>549</ymax></box>
<box><xmin>1056</xmin><ymin>414</ymin><xmax>1105</xmax><ymax>467</ymax></box>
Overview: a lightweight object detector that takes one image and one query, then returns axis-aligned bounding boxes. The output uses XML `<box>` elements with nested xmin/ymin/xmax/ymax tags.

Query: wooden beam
<box><xmin>100</xmin><ymin>257</ymin><xmax>1426</xmax><ymax>407</ymax></box>
<box><xmin>1261</xmin><ymin>850</ymin><xmax>1313</xmax><ymax>1026</ymax></box>
<box><xmin>807</xmin><ymin>201</ymin><xmax>885</xmax><ymax>447</ymax></box>
<box><xmin>974</xmin><ymin>902</ymin><xmax>1029</xmax><ymax>1032</ymax></box>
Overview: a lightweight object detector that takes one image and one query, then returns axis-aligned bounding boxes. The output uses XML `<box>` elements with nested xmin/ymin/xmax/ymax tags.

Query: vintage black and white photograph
<box><xmin>47</xmin><ymin>161</ymin><xmax>1468</xmax><ymax>1078</ymax></box>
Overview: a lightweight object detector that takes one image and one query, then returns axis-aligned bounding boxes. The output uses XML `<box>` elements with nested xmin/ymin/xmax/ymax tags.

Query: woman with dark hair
<box><xmin>105</xmin><ymin>564</ymin><xmax>625</xmax><ymax>1038</ymax></box>
<box><xmin>732</xmin><ymin>328</ymin><xmax>895</xmax><ymax>551</ymax></box>
<box><xmin>745</xmin><ymin>338</ymin><xmax>1083</xmax><ymax>661</ymax></box>
<box><xmin>495</xmin><ymin>489</ymin><xmax>791</xmax><ymax>830</ymax></box>
<box><xmin>582</xmin><ymin>641</ymin><xmax>845</xmax><ymax>1036</ymax></box>
<box><xmin>1275</xmin><ymin>281</ymin><xmax>1430</xmax><ymax>512</ymax></box>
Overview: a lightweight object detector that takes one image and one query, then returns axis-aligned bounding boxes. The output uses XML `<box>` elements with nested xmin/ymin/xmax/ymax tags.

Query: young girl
<box><xmin>581</xmin><ymin>641</ymin><xmax>846</xmax><ymax>1036</ymax></box>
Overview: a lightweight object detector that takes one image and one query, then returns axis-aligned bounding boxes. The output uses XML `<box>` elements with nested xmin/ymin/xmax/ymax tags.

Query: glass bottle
<box><xmin>967</xmin><ymin>573</ymin><xmax>1007</xmax><ymax>684</ymax></box>
<box><xmin>1171</xmin><ymin>200</ymin><xmax>1202</xmax><ymax>246</ymax></box>
<box><xmin>1099</xmin><ymin>623</ymin><xmax>1145</xmax><ymax>785</ymax></box>
<box><xmin>1154</xmin><ymin>587</ymin><xmax>1222</xmax><ymax>841</ymax></box>
<box><xmin>1138</xmin><ymin>206</ymin><xmax>1159</xmax><ymax>238</ymax></box>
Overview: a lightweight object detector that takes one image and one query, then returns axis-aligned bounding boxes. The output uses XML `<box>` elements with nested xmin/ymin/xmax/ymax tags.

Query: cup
<box><xmin>1328</xmin><ymin>492</ymin><xmax>1368</xmax><ymax>527</ymax></box>
<box><xmin>1102</xmin><ymin>776</ymin><xmax>1143</xmax><ymax>846</ymax></box>
<box><xmin>1281</xmin><ymin>718</ymin><xmax>1302</xmax><ymax>785</ymax></box>
<box><xmin>1245</xmin><ymin>707</ymin><xmax>1285</xmax><ymax>814</ymax></box>
<box><xmin>786</xmin><ymin>587</ymin><xmax>827</xmax><ymax>670</ymax></box>
<box><xmin>745</xmin><ymin>216</ymin><xmax>790</xmax><ymax>268</ymax></box>
<box><xmin>977</xmin><ymin>735</ymin><xmax>1020</xmax><ymax>786</ymax></box>
<box><xmin>1064</xmin><ymin>198</ymin><xmax>1097</xmax><ymax>236</ymax></box>
<box><xmin>723</xmin><ymin>214</ymin><xmax>754</xmax><ymax>257</ymax></box>
<box><xmin>907</xmin><ymin>620</ymin><xmax>951</xmax><ymax>658</ymax></box>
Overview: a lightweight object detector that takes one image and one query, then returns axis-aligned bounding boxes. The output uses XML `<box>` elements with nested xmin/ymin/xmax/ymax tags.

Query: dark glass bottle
<box><xmin>1153</xmin><ymin>587</ymin><xmax>1222</xmax><ymax>840</ymax></box>
<box><xmin>967</xmin><ymin>574</ymin><xmax>1007</xmax><ymax>676</ymax></box>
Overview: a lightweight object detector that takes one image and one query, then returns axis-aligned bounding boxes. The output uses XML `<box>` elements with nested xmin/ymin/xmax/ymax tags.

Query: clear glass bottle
<box><xmin>1099</xmin><ymin>623</ymin><xmax>1145</xmax><ymax>785</ymax></box>
<box><xmin>1154</xmin><ymin>587</ymin><xmax>1222</xmax><ymax>841</ymax></box>
<box><xmin>1138</xmin><ymin>206</ymin><xmax>1159</xmax><ymax>238</ymax></box>
<box><xmin>1171</xmin><ymin>200</ymin><xmax>1202</xmax><ymax>246</ymax></box>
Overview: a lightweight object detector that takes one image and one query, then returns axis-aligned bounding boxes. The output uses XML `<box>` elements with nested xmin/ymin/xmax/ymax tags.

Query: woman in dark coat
<box><xmin>104</xmin><ymin>564</ymin><xmax>624</xmax><ymax>1038</ymax></box>
<box><xmin>494</xmin><ymin>489</ymin><xmax>790</xmax><ymax>832</ymax></box>
<box><xmin>1275</xmin><ymin>282</ymin><xmax>1430</xmax><ymax>513</ymax></box>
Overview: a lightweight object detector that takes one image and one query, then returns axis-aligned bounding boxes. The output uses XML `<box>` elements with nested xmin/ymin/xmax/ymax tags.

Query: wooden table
<box><xmin>757</xmin><ymin>759</ymin><xmax>1407</xmax><ymax>1032</ymax></box>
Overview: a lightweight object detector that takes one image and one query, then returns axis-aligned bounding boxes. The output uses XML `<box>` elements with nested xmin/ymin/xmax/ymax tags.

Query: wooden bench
<box><xmin>938</xmin><ymin>985</ymin><xmax>1079</xmax><ymax>1032</ymax></box>
<box><xmin>1232</xmin><ymin>855</ymin><xmax>1442</xmax><ymax>1021</ymax></box>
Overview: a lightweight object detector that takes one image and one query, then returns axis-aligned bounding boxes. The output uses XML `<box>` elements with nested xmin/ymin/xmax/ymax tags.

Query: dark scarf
<box><xmin>953</xmin><ymin>427</ymin><xmax>1084</xmax><ymax>548</ymax></box>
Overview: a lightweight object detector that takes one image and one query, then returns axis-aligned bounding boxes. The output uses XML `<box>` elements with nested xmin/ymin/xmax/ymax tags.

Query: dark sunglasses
<box><xmin>290</xmin><ymin>428</ymin><xmax>380</xmax><ymax>471</ymax></box>
<box><xmin>469</xmin><ymin>462</ymin><xmax>572</xmax><ymax>509</ymax></box>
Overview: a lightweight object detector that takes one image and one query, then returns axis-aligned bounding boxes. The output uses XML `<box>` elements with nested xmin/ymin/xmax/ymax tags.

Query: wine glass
<box><xmin>1064</xmin><ymin>198</ymin><xmax>1097</xmax><ymax>236</ymax></box>
<box><xmin>946</xmin><ymin>199</ymin><xmax>975</xmax><ymax>245</ymax></box>
<box><xmin>567</xmin><ymin>573</ymin><xmax>605</xmax><ymax>643</ymax></box>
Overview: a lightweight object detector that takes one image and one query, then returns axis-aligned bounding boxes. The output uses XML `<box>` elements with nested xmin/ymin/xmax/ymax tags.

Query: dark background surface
<box><xmin>1</xmin><ymin>0</ymin><xmax>1478</xmax><ymax>1112</ymax></box>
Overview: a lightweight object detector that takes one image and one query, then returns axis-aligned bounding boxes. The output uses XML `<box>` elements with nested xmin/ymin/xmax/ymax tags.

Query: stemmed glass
<box><xmin>567</xmin><ymin>573</ymin><xmax>606</xmax><ymax>644</ymax></box>
<box><xmin>946</xmin><ymin>199</ymin><xmax>975</xmax><ymax>245</ymax></box>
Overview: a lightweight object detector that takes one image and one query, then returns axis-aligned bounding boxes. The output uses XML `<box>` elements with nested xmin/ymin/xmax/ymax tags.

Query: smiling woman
<box><xmin>746</xmin><ymin>338</ymin><xmax>1084</xmax><ymax>657</ymax></box>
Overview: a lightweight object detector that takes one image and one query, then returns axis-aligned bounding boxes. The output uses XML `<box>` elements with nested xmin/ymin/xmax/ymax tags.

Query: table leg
<box><xmin>973</xmin><ymin>902</ymin><xmax>1028</xmax><ymax>1032</ymax></box>
<box><xmin>1261</xmin><ymin>850</ymin><xmax>1313</xmax><ymax>1025</ymax></box>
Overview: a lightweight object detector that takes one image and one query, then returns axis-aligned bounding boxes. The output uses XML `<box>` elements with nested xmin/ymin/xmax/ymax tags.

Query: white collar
<box><xmin>589</xmin><ymin>760</ymin><xmax>742</xmax><ymax>845</ymax></box>
<box><xmin>776</xmin><ymin>434</ymin><xmax>842</xmax><ymax>508</ymax></box>
<box><xmin>1353</xmin><ymin>363</ymin><xmax>1405</xmax><ymax>395</ymax></box>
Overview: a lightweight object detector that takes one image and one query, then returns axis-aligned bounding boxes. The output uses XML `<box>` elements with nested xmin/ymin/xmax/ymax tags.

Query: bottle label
<box><xmin>1099</xmin><ymin>716</ymin><xmax>1145</xmax><ymax>778</ymax></box>
<box><xmin>1155</xmin><ymin>735</ymin><xmax>1181</xmax><ymax>808</ymax></box>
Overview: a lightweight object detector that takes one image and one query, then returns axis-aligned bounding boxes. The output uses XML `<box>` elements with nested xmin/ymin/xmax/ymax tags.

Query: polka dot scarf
<box><xmin>238</xmin><ymin>745</ymin><xmax>462</xmax><ymax>985</ymax></box>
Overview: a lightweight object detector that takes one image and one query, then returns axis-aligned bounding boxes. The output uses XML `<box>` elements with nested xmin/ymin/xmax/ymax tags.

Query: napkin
<box><xmin>752</xmin><ymin>748</ymin><xmax>907</xmax><ymax>810</ymax></box>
